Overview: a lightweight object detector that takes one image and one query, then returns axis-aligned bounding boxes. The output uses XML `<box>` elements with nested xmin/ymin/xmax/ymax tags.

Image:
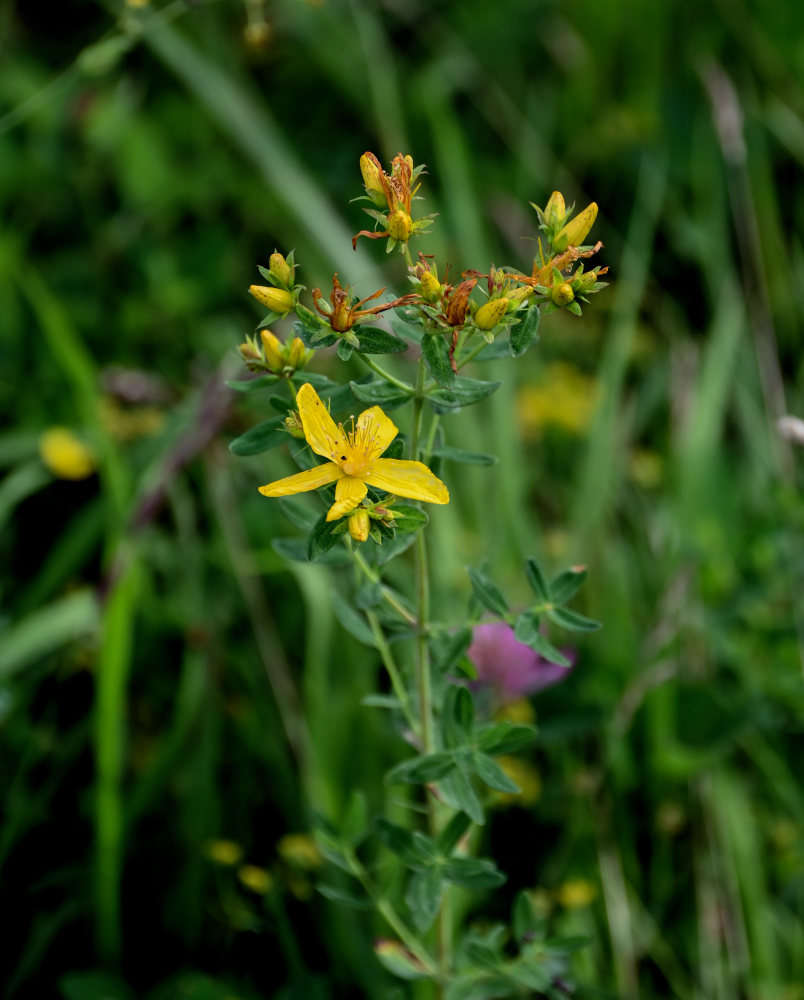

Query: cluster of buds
<box><xmin>249</xmin><ymin>250</ymin><xmax>302</xmax><ymax>321</ymax></box>
<box><xmin>532</xmin><ymin>191</ymin><xmax>598</xmax><ymax>254</ymax></box>
<box><xmin>346</xmin><ymin>499</ymin><xmax>402</xmax><ymax>544</ymax></box>
<box><xmin>238</xmin><ymin>328</ymin><xmax>314</xmax><ymax>375</ymax></box>
<box><xmin>353</xmin><ymin>152</ymin><xmax>436</xmax><ymax>255</ymax></box>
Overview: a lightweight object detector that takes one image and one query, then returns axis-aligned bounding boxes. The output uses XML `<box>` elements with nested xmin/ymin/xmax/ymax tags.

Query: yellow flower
<box><xmin>258</xmin><ymin>384</ymin><xmax>449</xmax><ymax>521</ymax></box>
<box><xmin>238</xmin><ymin>864</ymin><xmax>273</xmax><ymax>894</ymax></box>
<box><xmin>554</xmin><ymin>202</ymin><xmax>598</xmax><ymax>252</ymax></box>
<box><xmin>556</xmin><ymin>878</ymin><xmax>597</xmax><ymax>909</ymax></box>
<box><xmin>40</xmin><ymin>428</ymin><xmax>96</xmax><ymax>480</ymax></box>
<box><xmin>204</xmin><ymin>839</ymin><xmax>243</xmax><ymax>866</ymax></box>
<box><xmin>277</xmin><ymin>833</ymin><xmax>322</xmax><ymax>870</ymax></box>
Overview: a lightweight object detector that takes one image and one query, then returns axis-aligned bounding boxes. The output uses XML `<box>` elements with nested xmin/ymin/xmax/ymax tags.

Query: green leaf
<box><xmin>473</xmin><ymin>753</ymin><xmax>521</xmax><ymax>794</ymax></box>
<box><xmin>436</xmin><ymin>812</ymin><xmax>472</xmax><ymax>855</ymax></box>
<box><xmin>316</xmin><ymin>883</ymin><xmax>371</xmax><ymax>910</ymax></box>
<box><xmin>374</xmin><ymin>940</ymin><xmax>430</xmax><ymax>980</ymax></box>
<box><xmin>354</xmin><ymin>581</ymin><xmax>382</xmax><ymax>609</ymax></box>
<box><xmin>523</xmin><ymin>631</ymin><xmax>571</xmax><ymax>667</ymax></box>
<box><xmin>375</xmin><ymin>819</ymin><xmax>416</xmax><ymax>861</ymax></box>
<box><xmin>271</xmin><ymin>537</ymin><xmax>351</xmax><ymax>565</ymax></box>
<box><xmin>476</xmin><ymin>721</ymin><xmax>537</xmax><ymax>756</ymax></box>
<box><xmin>512</xmin><ymin>890</ymin><xmax>539</xmax><ymax>945</ymax></box>
<box><xmin>509</xmin><ymin>305</ymin><xmax>540</xmax><ymax>357</ymax></box>
<box><xmin>331</xmin><ymin>592</ymin><xmax>375</xmax><ymax>646</ymax></box>
<box><xmin>406</xmin><ymin>866</ymin><xmax>444</xmax><ymax>932</ymax></box>
<box><xmin>442</xmin><ymin>857</ymin><xmax>506</xmax><ymax>890</ymax></box>
<box><xmin>268</xmin><ymin>394</ymin><xmax>293</xmax><ymax>413</ymax></box>
<box><xmin>342</xmin><ymin>790</ymin><xmax>368</xmax><ymax>846</ymax></box>
<box><xmin>307</xmin><ymin>513</ymin><xmax>349</xmax><ymax>562</ymax></box>
<box><xmin>411</xmin><ymin>831</ymin><xmax>440</xmax><ymax>865</ymax></box>
<box><xmin>429</xmin><ymin>626</ymin><xmax>472</xmax><ymax>674</ymax></box>
<box><xmin>430</xmin><ymin>445</ymin><xmax>498</xmax><ymax>466</ymax></box>
<box><xmin>349</xmin><ymin>379</ymin><xmax>411</xmax><ymax>411</ymax></box>
<box><xmin>391</xmin><ymin>504</ymin><xmax>429</xmax><ymax>534</ymax></box>
<box><xmin>294</xmin><ymin>318</ymin><xmax>337</xmax><ymax>349</ymax></box>
<box><xmin>353</xmin><ymin>326</ymin><xmax>408</xmax><ymax>354</ymax></box>
<box><xmin>524</xmin><ymin>557</ymin><xmax>551</xmax><ymax>602</ymax></box>
<box><xmin>546</xmin><ymin>605</ymin><xmax>601</xmax><ymax>632</ymax></box>
<box><xmin>277</xmin><ymin>498</ymin><xmax>318</xmax><ymax>531</ymax></box>
<box><xmin>513</xmin><ymin>609</ymin><xmax>541</xmax><ymax>645</ymax></box>
<box><xmin>337</xmin><ymin>339</ymin><xmax>353</xmax><ymax>361</ymax></box>
<box><xmin>228</xmin><ymin>414</ymin><xmax>288</xmax><ymax>456</ymax></box>
<box><xmin>225</xmin><ymin>374</ymin><xmax>279</xmax><ymax>392</ymax></box>
<box><xmin>429</xmin><ymin>377</ymin><xmax>501</xmax><ymax>414</ymax></box>
<box><xmin>360</xmin><ymin>693</ymin><xmax>402</xmax><ymax>709</ymax></box>
<box><xmin>472</xmin><ymin>337</ymin><xmax>512</xmax><ymax>361</ymax></box>
<box><xmin>442</xmin><ymin>684</ymin><xmax>475</xmax><ymax>749</ymax></box>
<box><xmin>550</xmin><ymin>566</ymin><xmax>588</xmax><ymax>604</ymax></box>
<box><xmin>422</xmin><ymin>332</ymin><xmax>455</xmax><ymax>387</ymax></box>
<box><xmin>439</xmin><ymin>767</ymin><xmax>484</xmax><ymax>825</ymax></box>
<box><xmin>467</xmin><ymin>567</ymin><xmax>508</xmax><ymax>617</ymax></box>
<box><xmin>386</xmin><ymin>751</ymin><xmax>456</xmax><ymax>785</ymax></box>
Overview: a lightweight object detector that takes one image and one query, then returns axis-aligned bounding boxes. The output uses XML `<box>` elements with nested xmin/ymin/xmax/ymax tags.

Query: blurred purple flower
<box><xmin>467</xmin><ymin>622</ymin><xmax>575</xmax><ymax>701</ymax></box>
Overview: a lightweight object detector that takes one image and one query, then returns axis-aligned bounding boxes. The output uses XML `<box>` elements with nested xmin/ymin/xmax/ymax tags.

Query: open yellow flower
<box><xmin>258</xmin><ymin>383</ymin><xmax>449</xmax><ymax>521</ymax></box>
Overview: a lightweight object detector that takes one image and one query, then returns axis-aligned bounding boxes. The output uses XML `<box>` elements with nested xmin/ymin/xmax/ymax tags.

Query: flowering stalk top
<box><xmin>258</xmin><ymin>384</ymin><xmax>449</xmax><ymax>522</ymax></box>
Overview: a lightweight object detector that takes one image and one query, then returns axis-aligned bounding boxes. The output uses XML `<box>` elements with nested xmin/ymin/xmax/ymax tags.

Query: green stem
<box><xmin>355</xmin><ymin>352</ymin><xmax>414</xmax><ymax>392</ymax></box>
<box><xmin>455</xmin><ymin>337</ymin><xmax>489</xmax><ymax>370</ymax></box>
<box><xmin>345</xmin><ymin>849</ymin><xmax>438</xmax><ymax>976</ymax></box>
<box><xmin>352</xmin><ymin>548</ymin><xmax>416</xmax><ymax>626</ymax></box>
<box><xmin>364</xmin><ymin>608</ymin><xmax>420</xmax><ymax>738</ymax></box>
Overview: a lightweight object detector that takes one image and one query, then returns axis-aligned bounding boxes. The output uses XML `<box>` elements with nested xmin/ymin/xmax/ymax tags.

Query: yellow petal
<box><xmin>355</xmin><ymin>406</ymin><xmax>398</xmax><ymax>463</ymax></box>
<box><xmin>555</xmin><ymin>202</ymin><xmax>598</xmax><ymax>250</ymax></box>
<box><xmin>364</xmin><ymin>459</ymin><xmax>449</xmax><ymax>505</ymax></box>
<box><xmin>326</xmin><ymin>475</ymin><xmax>368</xmax><ymax>521</ymax></box>
<box><xmin>259</xmin><ymin>461</ymin><xmax>343</xmax><ymax>497</ymax></box>
<box><xmin>296</xmin><ymin>383</ymin><xmax>350</xmax><ymax>463</ymax></box>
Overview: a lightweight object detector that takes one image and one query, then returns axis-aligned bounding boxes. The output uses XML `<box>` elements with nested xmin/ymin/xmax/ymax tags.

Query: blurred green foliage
<box><xmin>1</xmin><ymin>0</ymin><xmax>803</xmax><ymax>997</ymax></box>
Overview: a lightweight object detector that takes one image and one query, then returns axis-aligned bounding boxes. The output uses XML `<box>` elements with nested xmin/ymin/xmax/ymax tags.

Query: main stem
<box><xmin>410</xmin><ymin>360</ymin><xmax>434</xmax><ymax>756</ymax></box>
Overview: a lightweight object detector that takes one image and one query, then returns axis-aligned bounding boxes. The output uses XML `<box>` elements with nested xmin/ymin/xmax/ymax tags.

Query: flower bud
<box><xmin>249</xmin><ymin>284</ymin><xmax>294</xmax><ymax>315</ymax></box>
<box><xmin>508</xmin><ymin>285</ymin><xmax>533</xmax><ymax>305</ymax></box>
<box><xmin>348</xmin><ymin>509</ymin><xmax>370</xmax><ymax>543</ymax></box>
<box><xmin>474</xmin><ymin>297</ymin><xmax>509</xmax><ymax>330</ymax></box>
<box><xmin>387</xmin><ymin>210</ymin><xmax>412</xmax><ymax>242</ymax></box>
<box><xmin>360</xmin><ymin>152</ymin><xmax>387</xmax><ymax>207</ymax></box>
<box><xmin>268</xmin><ymin>251</ymin><xmax>293</xmax><ymax>288</ymax></box>
<box><xmin>551</xmin><ymin>283</ymin><xmax>575</xmax><ymax>307</ymax></box>
<box><xmin>554</xmin><ymin>202</ymin><xmax>598</xmax><ymax>252</ymax></box>
<box><xmin>284</xmin><ymin>410</ymin><xmax>305</xmax><ymax>438</ymax></box>
<box><xmin>419</xmin><ymin>270</ymin><xmax>442</xmax><ymax>303</ymax></box>
<box><xmin>238</xmin><ymin>339</ymin><xmax>262</xmax><ymax>362</ymax></box>
<box><xmin>543</xmin><ymin>190</ymin><xmax>566</xmax><ymax>229</ymax></box>
<box><xmin>286</xmin><ymin>337</ymin><xmax>308</xmax><ymax>369</ymax></box>
<box><xmin>260</xmin><ymin>329</ymin><xmax>284</xmax><ymax>370</ymax></box>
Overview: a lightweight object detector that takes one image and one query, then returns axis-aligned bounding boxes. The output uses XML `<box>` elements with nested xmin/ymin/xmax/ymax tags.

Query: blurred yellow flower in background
<box><xmin>277</xmin><ymin>833</ymin><xmax>322</xmax><ymax>870</ymax></box>
<box><xmin>556</xmin><ymin>878</ymin><xmax>597</xmax><ymax>909</ymax></box>
<box><xmin>494</xmin><ymin>756</ymin><xmax>542</xmax><ymax>807</ymax></box>
<box><xmin>238</xmin><ymin>864</ymin><xmax>273</xmax><ymax>895</ymax></box>
<box><xmin>517</xmin><ymin>362</ymin><xmax>598</xmax><ymax>438</ymax></box>
<box><xmin>39</xmin><ymin>428</ymin><xmax>96</xmax><ymax>480</ymax></box>
<box><xmin>203</xmin><ymin>839</ymin><xmax>243</xmax><ymax>866</ymax></box>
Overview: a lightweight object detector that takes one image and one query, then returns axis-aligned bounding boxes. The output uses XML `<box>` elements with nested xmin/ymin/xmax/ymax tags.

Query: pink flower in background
<box><xmin>467</xmin><ymin>622</ymin><xmax>575</xmax><ymax>702</ymax></box>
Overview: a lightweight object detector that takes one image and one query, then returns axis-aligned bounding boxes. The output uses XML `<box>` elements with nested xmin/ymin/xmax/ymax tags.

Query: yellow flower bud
<box><xmin>387</xmin><ymin>210</ymin><xmax>412</xmax><ymax>242</ymax></box>
<box><xmin>268</xmin><ymin>251</ymin><xmax>292</xmax><ymax>288</ymax></box>
<box><xmin>348</xmin><ymin>509</ymin><xmax>370</xmax><ymax>542</ymax></box>
<box><xmin>551</xmin><ymin>283</ymin><xmax>575</xmax><ymax>307</ymax></box>
<box><xmin>543</xmin><ymin>190</ymin><xmax>566</xmax><ymax>228</ymax></box>
<box><xmin>260</xmin><ymin>329</ymin><xmax>284</xmax><ymax>370</ymax></box>
<box><xmin>40</xmin><ymin>428</ymin><xmax>96</xmax><ymax>480</ymax></box>
<box><xmin>249</xmin><ymin>284</ymin><xmax>294</xmax><ymax>315</ymax></box>
<box><xmin>419</xmin><ymin>270</ymin><xmax>442</xmax><ymax>303</ymax></box>
<box><xmin>285</xmin><ymin>337</ymin><xmax>307</xmax><ymax>369</ymax></box>
<box><xmin>508</xmin><ymin>285</ymin><xmax>533</xmax><ymax>305</ymax></box>
<box><xmin>474</xmin><ymin>297</ymin><xmax>509</xmax><ymax>331</ymax></box>
<box><xmin>360</xmin><ymin>152</ymin><xmax>387</xmax><ymax>207</ymax></box>
<box><xmin>284</xmin><ymin>411</ymin><xmax>305</xmax><ymax>438</ymax></box>
<box><xmin>554</xmin><ymin>202</ymin><xmax>598</xmax><ymax>251</ymax></box>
